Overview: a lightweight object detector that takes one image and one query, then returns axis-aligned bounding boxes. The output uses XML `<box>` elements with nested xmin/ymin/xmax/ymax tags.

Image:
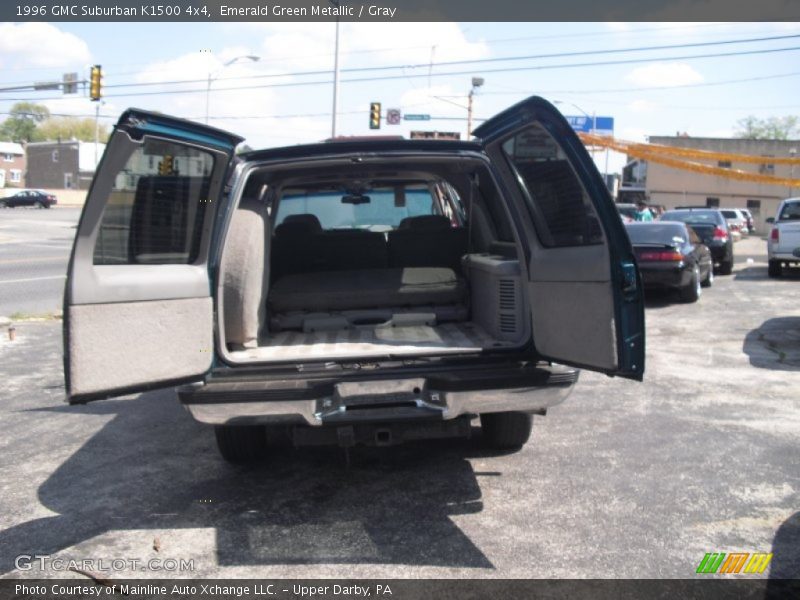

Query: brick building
<box><xmin>0</xmin><ymin>142</ymin><xmax>25</xmax><ymax>188</ymax></box>
<box><xmin>25</xmin><ymin>140</ymin><xmax>105</xmax><ymax>191</ymax></box>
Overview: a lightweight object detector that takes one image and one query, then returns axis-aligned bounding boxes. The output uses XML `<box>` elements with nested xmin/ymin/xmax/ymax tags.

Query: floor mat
<box><xmin>231</xmin><ymin>322</ymin><xmax>516</xmax><ymax>362</ymax></box>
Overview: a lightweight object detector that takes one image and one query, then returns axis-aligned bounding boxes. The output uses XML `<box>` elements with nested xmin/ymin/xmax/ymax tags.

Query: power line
<box><xmin>5</xmin><ymin>44</ymin><xmax>800</xmax><ymax>104</ymax></box>
<box><xmin>3</xmin><ymin>32</ymin><xmax>797</xmax><ymax>97</ymax></box>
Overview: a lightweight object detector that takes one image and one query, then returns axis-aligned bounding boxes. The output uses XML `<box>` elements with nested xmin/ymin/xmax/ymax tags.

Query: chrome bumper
<box><xmin>179</xmin><ymin>366</ymin><xmax>578</xmax><ymax>426</ymax></box>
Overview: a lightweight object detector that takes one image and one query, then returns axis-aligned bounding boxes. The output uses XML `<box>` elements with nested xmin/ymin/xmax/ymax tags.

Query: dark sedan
<box><xmin>0</xmin><ymin>189</ymin><xmax>57</xmax><ymax>208</ymax></box>
<box><xmin>659</xmin><ymin>208</ymin><xmax>734</xmax><ymax>275</ymax></box>
<box><xmin>626</xmin><ymin>221</ymin><xmax>713</xmax><ymax>303</ymax></box>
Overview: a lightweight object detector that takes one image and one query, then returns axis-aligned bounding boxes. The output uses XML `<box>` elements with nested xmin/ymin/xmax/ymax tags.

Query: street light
<box><xmin>205</xmin><ymin>54</ymin><xmax>260</xmax><ymax>124</ymax></box>
<box><xmin>467</xmin><ymin>76</ymin><xmax>484</xmax><ymax>138</ymax></box>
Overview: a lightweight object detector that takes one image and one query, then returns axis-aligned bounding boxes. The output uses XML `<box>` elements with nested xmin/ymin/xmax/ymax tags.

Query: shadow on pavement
<box><xmin>743</xmin><ymin>317</ymin><xmax>800</xmax><ymax>371</ymax></box>
<box><xmin>766</xmin><ymin>511</ymin><xmax>800</xmax><ymax>598</ymax></box>
<box><xmin>0</xmin><ymin>390</ymin><xmax>495</xmax><ymax>572</ymax></box>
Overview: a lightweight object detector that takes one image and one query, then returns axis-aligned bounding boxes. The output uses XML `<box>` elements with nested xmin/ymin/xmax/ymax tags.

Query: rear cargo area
<box><xmin>219</xmin><ymin>160</ymin><xmax>531</xmax><ymax>364</ymax></box>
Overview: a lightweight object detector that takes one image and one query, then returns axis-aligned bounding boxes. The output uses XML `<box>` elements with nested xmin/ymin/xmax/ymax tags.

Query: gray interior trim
<box><xmin>67</xmin><ymin>297</ymin><xmax>213</xmax><ymax>397</ymax></box>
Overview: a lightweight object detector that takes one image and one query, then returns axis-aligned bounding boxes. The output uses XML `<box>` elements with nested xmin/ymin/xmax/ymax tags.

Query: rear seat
<box><xmin>269</xmin><ymin>213</ymin><xmax>468</xmax><ymax>317</ymax></box>
<box><xmin>388</xmin><ymin>215</ymin><xmax>468</xmax><ymax>273</ymax></box>
<box><xmin>269</xmin><ymin>267</ymin><xmax>466</xmax><ymax>313</ymax></box>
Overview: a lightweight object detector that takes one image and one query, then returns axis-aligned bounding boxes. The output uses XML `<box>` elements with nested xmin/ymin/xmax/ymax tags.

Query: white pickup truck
<box><xmin>767</xmin><ymin>197</ymin><xmax>800</xmax><ymax>277</ymax></box>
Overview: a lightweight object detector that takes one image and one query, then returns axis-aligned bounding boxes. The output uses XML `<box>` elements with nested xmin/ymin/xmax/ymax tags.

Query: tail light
<box><xmin>713</xmin><ymin>226</ymin><xmax>728</xmax><ymax>241</ymax></box>
<box><xmin>771</xmin><ymin>228</ymin><xmax>779</xmax><ymax>242</ymax></box>
<box><xmin>639</xmin><ymin>251</ymin><xmax>684</xmax><ymax>262</ymax></box>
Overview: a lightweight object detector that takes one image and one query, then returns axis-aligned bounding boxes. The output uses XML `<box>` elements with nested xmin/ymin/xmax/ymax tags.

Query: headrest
<box><xmin>398</xmin><ymin>215</ymin><xmax>451</xmax><ymax>231</ymax></box>
<box><xmin>277</xmin><ymin>213</ymin><xmax>323</xmax><ymax>234</ymax></box>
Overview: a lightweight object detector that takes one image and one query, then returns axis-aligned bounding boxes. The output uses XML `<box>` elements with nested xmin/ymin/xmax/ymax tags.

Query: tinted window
<box><xmin>778</xmin><ymin>202</ymin><xmax>800</xmax><ymax>221</ymax></box>
<box><xmin>625</xmin><ymin>223</ymin><xmax>687</xmax><ymax>245</ymax></box>
<box><xmin>276</xmin><ymin>185</ymin><xmax>435</xmax><ymax>231</ymax></box>
<box><xmin>501</xmin><ymin>122</ymin><xmax>603</xmax><ymax>247</ymax></box>
<box><xmin>661</xmin><ymin>210</ymin><xmax>724</xmax><ymax>226</ymax></box>
<box><xmin>93</xmin><ymin>139</ymin><xmax>215</xmax><ymax>265</ymax></box>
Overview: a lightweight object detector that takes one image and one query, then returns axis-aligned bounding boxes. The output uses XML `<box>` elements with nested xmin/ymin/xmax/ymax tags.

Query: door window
<box><xmin>93</xmin><ymin>139</ymin><xmax>215</xmax><ymax>265</ymax></box>
<box><xmin>500</xmin><ymin>122</ymin><xmax>603</xmax><ymax>247</ymax></box>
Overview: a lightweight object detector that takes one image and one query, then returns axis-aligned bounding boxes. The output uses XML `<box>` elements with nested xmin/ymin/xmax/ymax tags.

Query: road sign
<box><xmin>564</xmin><ymin>115</ymin><xmax>614</xmax><ymax>136</ymax></box>
<box><xmin>386</xmin><ymin>108</ymin><xmax>401</xmax><ymax>125</ymax></box>
<box><xmin>404</xmin><ymin>114</ymin><xmax>431</xmax><ymax>121</ymax></box>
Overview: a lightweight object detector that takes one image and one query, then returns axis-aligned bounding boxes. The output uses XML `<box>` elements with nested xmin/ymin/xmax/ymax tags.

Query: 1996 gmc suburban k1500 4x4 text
<box><xmin>62</xmin><ymin>96</ymin><xmax>645</xmax><ymax>462</ymax></box>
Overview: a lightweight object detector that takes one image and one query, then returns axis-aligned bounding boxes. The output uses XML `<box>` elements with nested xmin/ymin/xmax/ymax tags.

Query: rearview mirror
<box><xmin>341</xmin><ymin>194</ymin><xmax>371</xmax><ymax>205</ymax></box>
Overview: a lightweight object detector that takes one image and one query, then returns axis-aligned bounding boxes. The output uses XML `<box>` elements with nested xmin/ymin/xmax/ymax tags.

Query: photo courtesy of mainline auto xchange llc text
<box><xmin>0</xmin><ymin>0</ymin><xmax>799</xmax><ymax>597</ymax></box>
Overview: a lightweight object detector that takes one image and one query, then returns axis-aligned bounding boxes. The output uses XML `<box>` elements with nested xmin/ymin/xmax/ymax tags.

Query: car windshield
<box><xmin>276</xmin><ymin>184</ymin><xmax>437</xmax><ymax>231</ymax></box>
<box><xmin>778</xmin><ymin>202</ymin><xmax>800</xmax><ymax>221</ymax></box>
<box><xmin>626</xmin><ymin>223</ymin><xmax>687</xmax><ymax>245</ymax></box>
<box><xmin>661</xmin><ymin>210</ymin><xmax>722</xmax><ymax>226</ymax></box>
<box><xmin>720</xmin><ymin>210</ymin><xmax>738</xmax><ymax>218</ymax></box>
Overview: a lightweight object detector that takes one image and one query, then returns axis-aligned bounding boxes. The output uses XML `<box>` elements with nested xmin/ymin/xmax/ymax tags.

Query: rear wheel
<box><xmin>768</xmin><ymin>260</ymin><xmax>782</xmax><ymax>278</ymax></box>
<box><xmin>701</xmin><ymin>265</ymin><xmax>714</xmax><ymax>288</ymax></box>
<box><xmin>0</xmin><ymin>200</ymin><xmax>7</xmax><ymax>208</ymax></box>
<box><xmin>680</xmin><ymin>266</ymin><xmax>701</xmax><ymax>303</ymax></box>
<box><xmin>480</xmin><ymin>412</ymin><xmax>533</xmax><ymax>450</ymax></box>
<box><xmin>718</xmin><ymin>258</ymin><xmax>733</xmax><ymax>275</ymax></box>
<box><xmin>214</xmin><ymin>425</ymin><xmax>268</xmax><ymax>463</ymax></box>
<box><xmin>34</xmin><ymin>200</ymin><xmax>45</xmax><ymax>209</ymax></box>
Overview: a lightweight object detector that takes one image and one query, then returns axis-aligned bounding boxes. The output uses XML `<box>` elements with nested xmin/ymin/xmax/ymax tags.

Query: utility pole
<box><xmin>94</xmin><ymin>101</ymin><xmax>100</xmax><ymax>167</ymax></box>
<box><xmin>467</xmin><ymin>76</ymin><xmax>484</xmax><ymax>138</ymax></box>
<box><xmin>330</xmin><ymin>0</ymin><xmax>341</xmax><ymax>138</ymax></box>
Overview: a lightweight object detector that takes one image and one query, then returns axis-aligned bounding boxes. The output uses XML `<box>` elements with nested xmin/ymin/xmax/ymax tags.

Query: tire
<box><xmin>0</xmin><ymin>200</ymin><xmax>7</xmax><ymax>208</ymax></box>
<box><xmin>680</xmin><ymin>266</ymin><xmax>701</xmax><ymax>303</ymax></box>
<box><xmin>718</xmin><ymin>258</ymin><xmax>733</xmax><ymax>276</ymax></box>
<box><xmin>214</xmin><ymin>425</ymin><xmax>268</xmax><ymax>463</ymax></box>
<box><xmin>768</xmin><ymin>260</ymin><xmax>782</xmax><ymax>278</ymax></box>
<box><xmin>34</xmin><ymin>200</ymin><xmax>44</xmax><ymax>209</ymax></box>
<box><xmin>480</xmin><ymin>412</ymin><xmax>533</xmax><ymax>450</ymax></box>
<box><xmin>701</xmin><ymin>264</ymin><xmax>714</xmax><ymax>288</ymax></box>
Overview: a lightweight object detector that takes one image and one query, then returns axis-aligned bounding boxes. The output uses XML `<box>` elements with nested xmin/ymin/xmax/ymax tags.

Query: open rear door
<box><xmin>475</xmin><ymin>96</ymin><xmax>644</xmax><ymax>380</ymax></box>
<box><xmin>64</xmin><ymin>109</ymin><xmax>243</xmax><ymax>403</ymax></box>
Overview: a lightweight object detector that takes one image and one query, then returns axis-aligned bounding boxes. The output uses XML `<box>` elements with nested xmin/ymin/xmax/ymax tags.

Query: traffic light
<box><xmin>89</xmin><ymin>65</ymin><xmax>102</xmax><ymax>101</ymax></box>
<box><xmin>158</xmin><ymin>155</ymin><xmax>174</xmax><ymax>176</ymax></box>
<box><xmin>369</xmin><ymin>102</ymin><xmax>381</xmax><ymax>130</ymax></box>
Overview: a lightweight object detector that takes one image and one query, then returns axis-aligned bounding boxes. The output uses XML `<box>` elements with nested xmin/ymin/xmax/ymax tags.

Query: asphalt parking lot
<box><xmin>0</xmin><ymin>225</ymin><xmax>798</xmax><ymax>580</ymax></box>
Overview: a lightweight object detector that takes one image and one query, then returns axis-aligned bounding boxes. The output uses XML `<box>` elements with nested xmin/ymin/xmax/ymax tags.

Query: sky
<box><xmin>0</xmin><ymin>21</ymin><xmax>799</xmax><ymax>174</ymax></box>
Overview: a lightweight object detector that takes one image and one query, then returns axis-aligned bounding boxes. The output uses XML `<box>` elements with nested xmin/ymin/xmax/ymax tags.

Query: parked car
<box><xmin>738</xmin><ymin>208</ymin><xmax>756</xmax><ymax>234</ymax></box>
<box><xmin>766</xmin><ymin>197</ymin><xmax>800</xmax><ymax>277</ymax></box>
<box><xmin>720</xmin><ymin>208</ymin><xmax>749</xmax><ymax>238</ymax></box>
<box><xmin>0</xmin><ymin>189</ymin><xmax>57</xmax><ymax>208</ymax></box>
<box><xmin>660</xmin><ymin>208</ymin><xmax>734</xmax><ymax>275</ymax></box>
<box><xmin>625</xmin><ymin>222</ymin><xmax>713</xmax><ymax>302</ymax></box>
<box><xmin>62</xmin><ymin>99</ymin><xmax>645</xmax><ymax>462</ymax></box>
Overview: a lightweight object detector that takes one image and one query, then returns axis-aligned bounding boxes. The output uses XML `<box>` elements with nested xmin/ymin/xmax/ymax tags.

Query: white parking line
<box><xmin>0</xmin><ymin>275</ymin><xmax>66</xmax><ymax>285</ymax></box>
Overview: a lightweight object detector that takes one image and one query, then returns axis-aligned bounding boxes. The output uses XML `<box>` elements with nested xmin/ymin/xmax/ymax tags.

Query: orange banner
<box><xmin>579</xmin><ymin>133</ymin><xmax>800</xmax><ymax>188</ymax></box>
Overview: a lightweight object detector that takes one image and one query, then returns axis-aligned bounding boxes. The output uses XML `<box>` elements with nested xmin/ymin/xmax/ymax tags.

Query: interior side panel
<box><xmin>68</xmin><ymin>297</ymin><xmax>213</xmax><ymax>396</ymax></box>
<box><xmin>529</xmin><ymin>281</ymin><xmax>617</xmax><ymax>370</ymax></box>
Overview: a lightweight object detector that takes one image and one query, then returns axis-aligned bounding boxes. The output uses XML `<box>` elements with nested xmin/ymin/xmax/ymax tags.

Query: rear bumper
<box><xmin>178</xmin><ymin>362</ymin><xmax>578</xmax><ymax>426</ymax></box>
<box><xmin>639</xmin><ymin>264</ymin><xmax>691</xmax><ymax>289</ymax></box>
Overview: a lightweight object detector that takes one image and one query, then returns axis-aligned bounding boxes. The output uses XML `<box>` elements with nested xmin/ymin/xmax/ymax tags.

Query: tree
<box><xmin>735</xmin><ymin>115</ymin><xmax>799</xmax><ymax>140</ymax></box>
<box><xmin>33</xmin><ymin>116</ymin><xmax>109</xmax><ymax>143</ymax></box>
<box><xmin>0</xmin><ymin>102</ymin><xmax>50</xmax><ymax>143</ymax></box>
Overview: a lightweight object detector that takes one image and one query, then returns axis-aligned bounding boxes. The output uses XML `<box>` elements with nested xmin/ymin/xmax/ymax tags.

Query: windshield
<box><xmin>720</xmin><ymin>210</ymin><xmax>738</xmax><ymax>219</ymax></box>
<box><xmin>276</xmin><ymin>184</ymin><xmax>437</xmax><ymax>231</ymax></box>
<box><xmin>626</xmin><ymin>223</ymin><xmax>687</xmax><ymax>245</ymax></box>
